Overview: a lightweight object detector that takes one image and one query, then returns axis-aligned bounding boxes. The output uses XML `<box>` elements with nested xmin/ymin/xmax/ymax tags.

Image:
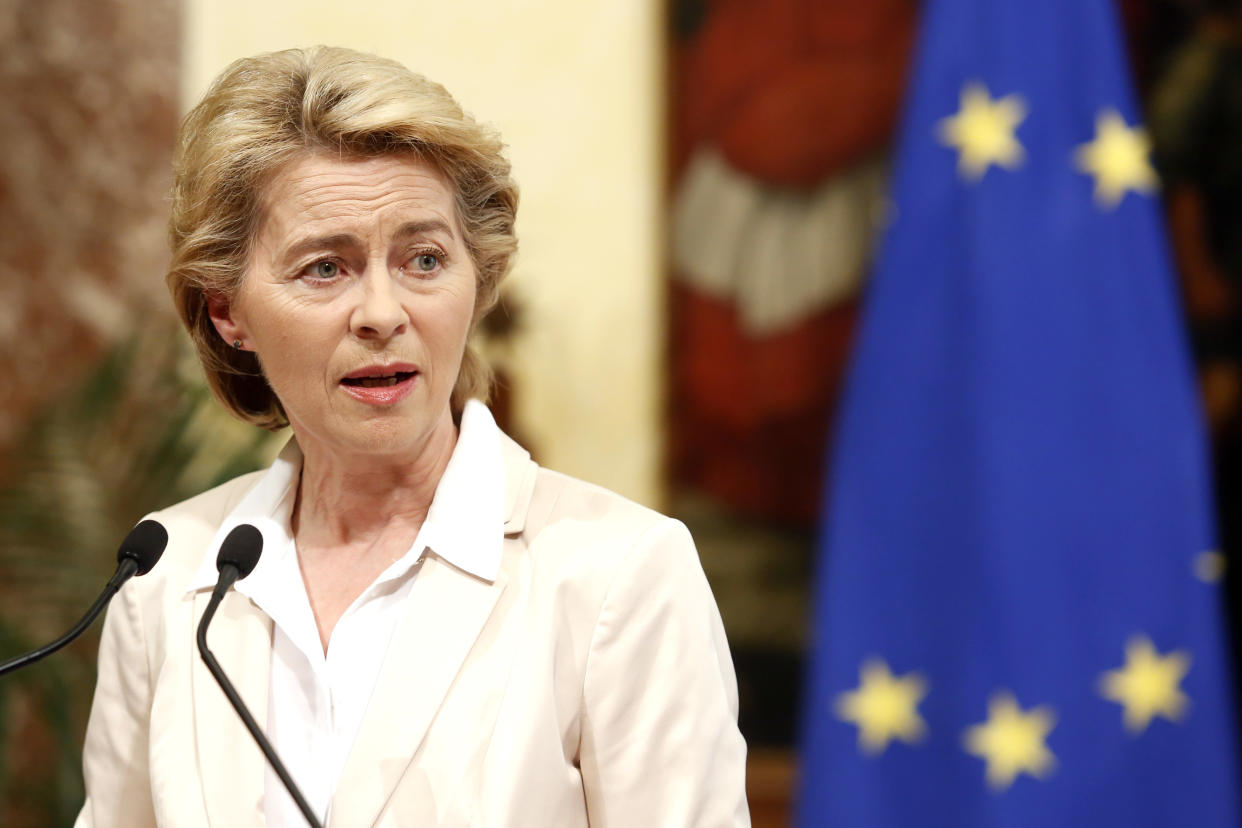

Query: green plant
<box><xmin>0</xmin><ymin>322</ymin><xmax>279</xmax><ymax>826</ymax></box>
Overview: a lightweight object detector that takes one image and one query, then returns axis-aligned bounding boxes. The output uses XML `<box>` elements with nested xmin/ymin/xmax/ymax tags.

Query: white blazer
<box><xmin>76</xmin><ymin>432</ymin><xmax>750</xmax><ymax>827</ymax></box>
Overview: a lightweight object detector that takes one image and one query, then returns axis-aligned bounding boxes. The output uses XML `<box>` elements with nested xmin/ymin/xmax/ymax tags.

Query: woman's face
<box><xmin>210</xmin><ymin>153</ymin><xmax>477</xmax><ymax>464</ymax></box>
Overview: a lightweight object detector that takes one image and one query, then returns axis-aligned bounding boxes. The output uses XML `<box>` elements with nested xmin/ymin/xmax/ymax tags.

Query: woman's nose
<box><xmin>350</xmin><ymin>270</ymin><xmax>408</xmax><ymax>341</ymax></box>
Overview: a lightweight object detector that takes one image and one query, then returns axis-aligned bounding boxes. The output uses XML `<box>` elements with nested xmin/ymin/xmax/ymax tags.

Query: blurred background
<box><xmin>0</xmin><ymin>0</ymin><xmax>1238</xmax><ymax>825</ymax></box>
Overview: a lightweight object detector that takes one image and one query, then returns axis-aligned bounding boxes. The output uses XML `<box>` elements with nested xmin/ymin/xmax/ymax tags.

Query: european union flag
<box><xmin>796</xmin><ymin>1</ymin><xmax>1241</xmax><ymax>825</ymax></box>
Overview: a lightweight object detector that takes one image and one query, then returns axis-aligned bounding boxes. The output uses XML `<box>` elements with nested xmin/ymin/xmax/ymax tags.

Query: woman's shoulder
<box><xmin>152</xmin><ymin>469</ymin><xmax>268</xmax><ymax>526</ymax></box>
<box><xmin>133</xmin><ymin>470</ymin><xmax>269</xmax><ymax>590</ymax></box>
<box><xmin>515</xmin><ymin>463</ymin><xmax>703</xmax><ymax>596</ymax></box>
<box><xmin>526</xmin><ymin>465</ymin><xmax>682</xmax><ymax>545</ymax></box>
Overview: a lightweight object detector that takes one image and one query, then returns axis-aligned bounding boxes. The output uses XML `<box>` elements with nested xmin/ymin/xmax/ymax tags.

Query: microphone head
<box><xmin>117</xmin><ymin>519</ymin><xmax>168</xmax><ymax>576</ymax></box>
<box><xmin>217</xmin><ymin>523</ymin><xmax>263</xmax><ymax>579</ymax></box>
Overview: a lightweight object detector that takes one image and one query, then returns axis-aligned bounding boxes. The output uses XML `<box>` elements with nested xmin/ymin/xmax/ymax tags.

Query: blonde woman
<box><xmin>77</xmin><ymin>46</ymin><xmax>748</xmax><ymax>828</ymax></box>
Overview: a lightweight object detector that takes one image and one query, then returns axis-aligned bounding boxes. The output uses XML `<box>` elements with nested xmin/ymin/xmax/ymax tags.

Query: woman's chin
<box><xmin>294</xmin><ymin>405</ymin><xmax>453</xmax><ymax>465</ymax></box>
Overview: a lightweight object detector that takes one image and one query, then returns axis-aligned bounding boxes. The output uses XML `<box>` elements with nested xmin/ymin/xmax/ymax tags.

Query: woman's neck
<box><xmin>292</xmin><ymin>420</ymin><xmax>458</xmax><ymax>549</ymax></box>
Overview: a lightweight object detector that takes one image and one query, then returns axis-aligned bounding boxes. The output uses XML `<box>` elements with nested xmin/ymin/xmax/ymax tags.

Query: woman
<box><xmin>76</xmin><ymin>47</ymin><xmax>749</xmax><ymax>827</ymax></box>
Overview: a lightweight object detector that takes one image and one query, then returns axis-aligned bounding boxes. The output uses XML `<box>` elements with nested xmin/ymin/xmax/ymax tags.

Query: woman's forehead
<box><xmin>245</xmin><ymin>152</ymin><xmax>469</xmax><ymax>275</ymax></box>
<box><xmin>259</xmin><ymin>152</ymin><xmax>459</xmax><ymax>227</ymax></box>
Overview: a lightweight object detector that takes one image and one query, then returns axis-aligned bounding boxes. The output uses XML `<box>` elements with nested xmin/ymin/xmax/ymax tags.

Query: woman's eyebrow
<box><xmin>280</xmin><ymin>232</ymin><xmax>361</xmax><ymax>263</ymax></box>
<box><xmin>278</xmin><ymin>220</ymin><xmax>454</xmax><ymax>264</ymax></box>
<box><xmin>393</xmin><ymin>219</ymin><xmax>455</xmax><ymax>241</ymax></box>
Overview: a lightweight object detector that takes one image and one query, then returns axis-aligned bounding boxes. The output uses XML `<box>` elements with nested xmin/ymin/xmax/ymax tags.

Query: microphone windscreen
<box><xmin>117</xmin><ymin>519</ymin><xmax>169</xmax><ymax>576</ymax></box>
<box><xmin>217</xmin><ymin>524</ymin><xmax>263</xmax><ymax>579</ymax></box>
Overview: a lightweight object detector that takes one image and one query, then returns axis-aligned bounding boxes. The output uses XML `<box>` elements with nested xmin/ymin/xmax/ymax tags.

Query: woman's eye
<box><xmin>413</xmin><ymin>252</ymin><xmax>440</xmax><ymax>272</ymax></box>
<box><xmin>311</xmin><ymin>260</ymin><xmax>339</xmax><ymax>279</ymax></box>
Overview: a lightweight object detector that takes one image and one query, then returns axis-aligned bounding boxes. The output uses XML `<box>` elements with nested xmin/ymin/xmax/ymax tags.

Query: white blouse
<box><xmin>187</xmin><ymin>401</ymin><xmax>504</xmax><ymax>826</ymax></box>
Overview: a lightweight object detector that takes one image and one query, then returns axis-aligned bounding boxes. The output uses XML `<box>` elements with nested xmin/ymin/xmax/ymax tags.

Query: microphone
<box><xmin>0</xmin><ymin>519</ymin><xmax>168</xmax><ymax>678</ymax></box>
<box><xmin>195</xmin><ymin>524</ymin><xmax>324</xmax><ymax>828</ymax></box>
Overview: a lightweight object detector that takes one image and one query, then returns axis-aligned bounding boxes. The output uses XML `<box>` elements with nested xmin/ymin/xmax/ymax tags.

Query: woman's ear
<box><xmin>206</xmin><ymin>291</ymin><xmax>247</xmax><ymax>349</ymax></box>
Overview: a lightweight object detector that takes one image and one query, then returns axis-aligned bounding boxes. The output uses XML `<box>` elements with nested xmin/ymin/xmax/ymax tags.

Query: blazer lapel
<box><xmin>329</xmin><ymin>554</ymin><xmax>510</xmax><ymax>825</ymax></box>
<box><xmin>329</xmin><ymin>427</ymin><xmax>537</xmax><ymax>826</ymax></box>
<box><xmin>191</xmin><ymin>588</ymin><xmax>274</xmax><ymax>828</ymax></box>
<box><xmin>499</xmin><ymin>433</ymin><xmax>535</xmax><ymax>535</ymax></box>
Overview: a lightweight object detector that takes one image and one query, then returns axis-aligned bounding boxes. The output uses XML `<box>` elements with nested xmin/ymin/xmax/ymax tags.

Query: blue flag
<box><xmin>796</xmin><ymin>1</ymin><xmax>1241</xmax><ymax>826</ymax></box>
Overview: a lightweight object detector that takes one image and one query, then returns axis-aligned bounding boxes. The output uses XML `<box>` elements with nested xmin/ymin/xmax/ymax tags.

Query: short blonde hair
<box><xmin>168</xmin><ymin>46</ymin><xmax>518</xmax><ymax>429</ymax></box>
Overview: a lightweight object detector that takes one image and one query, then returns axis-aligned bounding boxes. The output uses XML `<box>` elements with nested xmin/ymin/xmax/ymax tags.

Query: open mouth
<box><xmin>340</xmin><ymin>371</ymin><xmax>417</xmax><ymax>388</ymax></box>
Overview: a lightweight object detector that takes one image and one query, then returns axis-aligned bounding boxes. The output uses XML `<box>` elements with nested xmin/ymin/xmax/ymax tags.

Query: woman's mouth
<box><xmin>340</xmin><ymin>371</ymin><xmax>417</xmax><ymax>388</ymax></box>
<box><xmin>339</xmin><ymin>366</ymin><xmax>419</xmax><ymax>405</ymax></box>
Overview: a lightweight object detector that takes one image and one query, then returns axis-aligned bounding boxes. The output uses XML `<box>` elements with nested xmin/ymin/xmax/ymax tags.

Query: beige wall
<box><xmin>182</xmin><ymin>1</ymin><xmax>666</xmax><ymax>506</ymax></box>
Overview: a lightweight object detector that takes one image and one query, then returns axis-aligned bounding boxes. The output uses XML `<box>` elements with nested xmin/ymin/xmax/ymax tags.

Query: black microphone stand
<box><xmin>197</xmin><ymin>531</ymin><xmax>324</xmax><ymax>828</ymax></box>
<box><xmin>0</xmin><ymin>560</ymin><xmax>137</xmax><ymax>678</ymax></box>
<box><xmin>0</xmin><ymin>520</ymin><xmax>167</xmax><ymax>678</ymax></box>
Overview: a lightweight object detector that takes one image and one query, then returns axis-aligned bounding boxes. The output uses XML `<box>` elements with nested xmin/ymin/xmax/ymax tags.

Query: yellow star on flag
<box><xmin>1099</xmin><ymin>635</ymin><xmax>1191</xmax><ymax>734</ymax></box>
<box><xmin>962</xmin><ymin>692</ymin><xmax>1056</xmax><ymax>790</ymax></box>
<box><xmin>1194</xmin><ymin>550</ymin><xmax>1226</xmax><ymax>583</ymax></box>
<box><xmin>1073</xmin><ymin>109</ymin><xmax>1158</xmax><ymax>208</ymax></box>
<box><xmin>937</xmin><ymin>82</ymin><xmax>1028</xmax><ymax>180</ymax></box>
<box><xmin>834</xmin><ymin>658</ymin><xmax>929</xmax><ymax>755</ymax></box>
